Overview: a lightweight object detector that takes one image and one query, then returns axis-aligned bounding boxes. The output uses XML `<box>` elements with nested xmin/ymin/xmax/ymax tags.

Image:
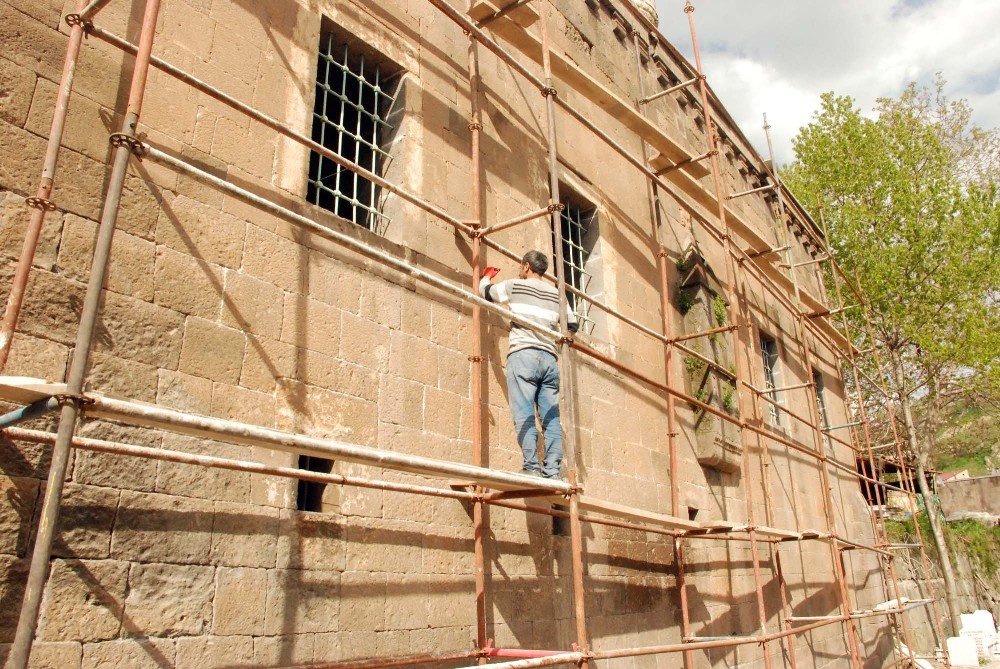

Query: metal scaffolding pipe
<box><xmin>6</xmin><ymin>2</ymin><xmax>163</xmax><ymax>665</ymax></box>
<box><xmin>77</xmin><ymin>0</ymin><xmax>115</xmax><ymax>21</ymax></box>
<box><xmin>0</xmin><ymin>0</ymin><xmax>90</xmax><ymax>372</ymax></box>
<box><xmin>0</xmin><ymin>396</ymin><xmax>59</xmax><ymax>429</ymax></box>
<box><xmin>639</xmin><ymin>76</ymin><xmax>700</xmax><ymax>105</ymax></box>
<box><xmin>480</xmin><ymin>206</ymin><xmax>552</xmax><ymax>236</ymax></box>
<box><xmin>726</xmin><ymin>183</ymin><xmax>776</xmax><ymax>200</ymax></box>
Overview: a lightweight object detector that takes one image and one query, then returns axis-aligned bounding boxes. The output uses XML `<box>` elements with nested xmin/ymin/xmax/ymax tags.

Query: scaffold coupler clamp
<box><xmin>557</xmin><ymin>334</ymin><xmax>575</xmax><ymax>346</ymax></box>
<box><xmin>52</xmin><ymin>392</ymin><xmax>94</xmax><ymax>409</ymax></box>
<box><xmin>547</xmin><ymin>202</ymin><xmax>565</xmax><ymax>213</ymax></box>
<box><xmin>64</xmin><ymin>13</ymin><xmax>91</xmax><ymax>31</ymax></box>
<box><xmin>468</xmin><ymin>354</ymin><xmax>483</xmax><ymax>363</ymax></box>
<box><xmin>109</xmin><ymin>133</ymin><xmax>147</xmax><ymax>157</ymax></box>
<box><xmin>541</xmin><ymin>86</ymin><xmax>558</xmax><ymax>98</ymax></box>
<box><xmin>25</xmin><ymin>197</ymin><xmax>58</xmax><ymax>212</ymax></box>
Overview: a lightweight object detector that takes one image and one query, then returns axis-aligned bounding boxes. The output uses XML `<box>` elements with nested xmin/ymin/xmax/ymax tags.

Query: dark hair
<box><xmin>522</xmin><ymin>250</ymin><xmax>548</xmax><ymax>275</ymax></box>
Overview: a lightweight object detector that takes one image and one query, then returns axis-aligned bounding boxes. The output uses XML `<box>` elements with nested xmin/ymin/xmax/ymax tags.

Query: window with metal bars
<box><xmin>812</xmin><ymin>368</ymin><xmax>830</xmax><ymax>442</ymax></box>
<box><xmin>553</xmin><ymin>197</ymin><xmax>598</xmax><ymax>334</ymax></box>
<box><xmin>760</xmin><ymin>334</ymin><xmax>783</xmax><ymax>426</ymax></box>
<box><xmin>307</xmin><ymin>30</ymin><xmax>401</xmax><ymax>234</ymax></box>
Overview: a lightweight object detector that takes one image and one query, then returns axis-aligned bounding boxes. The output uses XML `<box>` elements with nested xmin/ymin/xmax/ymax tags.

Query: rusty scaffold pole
<box><xmin>0</xmin><ymin>0</ymin><xmax>90</xmax><ymax>372</ymax></box>
<box><xmin>626</xmin><ymin>27</ymin><xmax>694</xmax><ymax>668</ymax></box>
<box><xmin>808</xmin><ymin>200</ymin><xmax>919</xmax><ymax>665</ymax></box>
<box><xmin>681</xmin><ymin>3</ymin><xmax>782</xmax><ymax>665</ymax></box>
<box><xmin>465</xmin><ymin>0</ymin><xmax>491</xmax><ymax>658</ymax></box>
<box><xmin>6</xmin><ymin>0</ymin><xmax>164</xmax><ymax>666</ymax></box>
<box><xmin>756</xmin><ymin>114</ymin><xmax>863</xmax><ymax>667</ymax></box>
<box><xmin>537</xmin><ymin>5</ymin><xmax>590</xmax><ymax>662</ymax></box>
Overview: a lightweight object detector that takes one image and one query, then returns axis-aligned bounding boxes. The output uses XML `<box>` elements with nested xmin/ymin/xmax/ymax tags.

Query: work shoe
<box><xmin>520</xmin><ymin>467</ymin><xmax>544</xmax><ymax>478</ymax></box>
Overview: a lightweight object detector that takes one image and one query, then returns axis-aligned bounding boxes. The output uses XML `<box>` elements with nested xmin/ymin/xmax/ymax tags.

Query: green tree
<box><xmin>784</xmin><ymin>77</ymin><xmax>1000</xmax><ymax>634</ymax></box>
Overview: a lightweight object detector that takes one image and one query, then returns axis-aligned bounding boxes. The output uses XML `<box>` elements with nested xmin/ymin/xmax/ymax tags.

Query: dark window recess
<box><xmin>307</xmin><ymin>30</ymin><xmax>401</xmax><ymax>233</ymax></box>
<box><xmin>812</xmin><ymin>369</ymin><xmax>829</xmax><ymax>429</ymax></box>
<box><xmin>296</xmin><ymin>455</ymin><xmax>333</xmax><ymax>512</ymax></box>
<box><xmin>760</xmin><ymin>334</ymin><xmax>782</xmax><ymax>426</ymax></box>
<box><xmin>552</xmin><ymin>195</ymin><xmax>597</xmax><ymax>333</ymax></box>
<box><xmin>552</xmin><ymin>503</ymin><xmax>569</xmax><ymax>536</ymax></box>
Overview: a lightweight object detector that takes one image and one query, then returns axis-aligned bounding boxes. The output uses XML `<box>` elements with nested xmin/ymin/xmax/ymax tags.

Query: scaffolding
<box><xmin>0</xmin><ymin>0</ymin><xmax>950</xmax><ymax>667</ymax></box>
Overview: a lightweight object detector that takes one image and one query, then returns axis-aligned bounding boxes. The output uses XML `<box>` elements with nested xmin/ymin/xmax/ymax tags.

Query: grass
<box><xmin>884</xmin><ymin>514</ymin><xmax>1000</xmax><ymax>578</ymax></box>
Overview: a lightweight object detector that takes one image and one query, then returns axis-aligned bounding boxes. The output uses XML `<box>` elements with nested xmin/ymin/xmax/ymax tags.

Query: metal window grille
<box><xmin>556</xmin><ymin>202</ymin><xmax>596</xmax><ymax>333</ymax></box>
<box><xmin>760</xmin><ymin>335</ymin><xmax>783</xmax><ymax>426</ymax></box>
<box><xmin>812</xmin><ymin>369</ymin><xmax>830</xmax><ymax>444</ymax></box>
<box><xmin>307</xmin><ymin>34</ymin><xmax>398</xmax><ymax>234</ymax></box>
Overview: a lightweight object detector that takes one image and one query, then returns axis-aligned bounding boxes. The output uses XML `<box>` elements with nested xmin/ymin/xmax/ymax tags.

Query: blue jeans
<box><xmin>505</xmin><ymin>348</ymin><xmax>563</xmax><ymax>478</ymax></box>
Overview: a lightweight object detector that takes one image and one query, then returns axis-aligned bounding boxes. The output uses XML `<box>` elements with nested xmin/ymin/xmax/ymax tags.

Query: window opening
<box><xmin>554</xmin><ymin>197</ymin><xmax>597</xmax><ymax>334</ymax></box>
<box><xmin>296</xmin><ymin>455</ymin><xmax>333</xmax><ymax>512</ymax></box>
<box><xmin>759</xmin><ymin>334</ymin><xmax>783</xmax><ymax>426</ymax></box>
<box><xmin>308</xmin><ymin>31</ymin><xmax>400</xmax><ymax>234</ymax></box>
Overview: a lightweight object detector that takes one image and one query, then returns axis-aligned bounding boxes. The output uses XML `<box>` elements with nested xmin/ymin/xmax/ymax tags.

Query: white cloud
<box><xmin>653</xmin><ymin>0</ymin><xmax>1000</xmax><ymax>163</ymax></box>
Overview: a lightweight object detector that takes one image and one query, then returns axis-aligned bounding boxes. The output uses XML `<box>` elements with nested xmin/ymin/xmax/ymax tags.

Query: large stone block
<box><xmin>175</xmin><ymin>635</ymin><xmax>254</xmax><ymax>669</ymax></box>
<box><xmin>178</xmin><ymin>316</ymin><xmax>245</xmax><ymax>384</ymax></box>
<box><xmin>242</xmin><ymin>223</ymin><xmax>306</xmax><ymax>293</ymax></box>
<box><xmin>152</xmin><ymin>245</ymin><xmax>225</xmax><ymax>320</ymax></box>
<box><xmin>156</xmin><ymin>194</ymin><xmax>245</xmax><ymax>270</ymax></box>
<box><xmin>239</xmin><ymin>334</ymin><xmax>296</xmax><ymax>393</ymax></box>
<box><xmin>55</xmin><ymin>215</ymin><xmax>155</xmax><ymax>300</ymax></box>
<box><xmin>220</xmin><ymin>270</ymin><xmax>284</xmax><ymax>338</ymax></box>
<box><xmin>37</xmin><ymin>559</ymin><xmax>127</xmax><ymax>642</ymax></box>
<box><xmin>378</xmin><ymin>374</ymin><xmax>424</xmax><ymax>429</ymax></box>
<box><xmin>112</xmin><ymin>491</ymin><xmax>213</xmax><ymax>564</ymax></box>
<box><xmin>2</xmin><ymin>332</ymin><xmax>68</xmax><ymax>381</ymax></box>
<box><xmin>80</xmin><ymin>637</ymin><xmax>176</xmax><ymax>669</ymax></box>
<box><xmin>388</xmin><ymin>330</ymin><xmax>439</xmax><ymax>386</ymax></box>
<box><xmin>156</xmin><ymin>368</ymin><xmax>214</xmax><ymax>415</ymax></box>
<box><xmin>0</xmin><ymin>191</ymin><xmax>61</xmax><ymax>271</ymax></box>
<box><xmin>122</xmin><ymin>562</ymin><xmax>213</xmax><ymax>637</ymax></box>
<box><xmin>262</xmin><ymin>568</ymin><xmax>341</xmax><ymax>635</ymax></box>
<box><xmin>92</xmin><ymin>291</ymin><xmax>185</xmax><ymax>369</ymax></box>
<box><xmin>276</xmin><ymin>379</ymin><xmax>377</xmax><ymax>445</ymax></box>
<box><xmin>252</xmin><ymin>633</ymin><xmax>314</xmax><ymax>667</ymax></box>
<box><xmin>276</xmin><ymin>509</ymin><xmax>345</xmax><ymax>571</ymax></box>
<box><xmin>210</xmin><ymin>501</ymin><xmax>278</xmax><ymax>568</ymax></box>
<box><xmin>154</xmin><ymin>433</ymin><xmax>251</xmax><ymax>504</ymax></box>
<box><xmin>280</xmin><ymin>293</ymin><xmax>342</xmax><ymax>358</ymax></box>
<box><xmin>212</xmin><ymin>567</ymin><xmax>266</xmax><ymax>636</ymax></box>
<box><xmin>14</xmin><ymin>267</ymin><xmax>85</xmax><ymax>346</ymax></box>
<box><xmin>210</xmin><ymin>382</ymin><xmax>275</xmax><ymax>428</ymax></box>
<box><xmin>0</xmin><ymin>640</ymin><xmax>82</xmax><ymax>669</ymax></box>
<box><xmin>308</xmin><ymin>250</ymin><xmax>364</xmax><ymax>313</ymax></box>
<box><xmin>338</xmin><ymin>571</ymin><xmax>385</xmax><ymax>632</ymax></box>
<box><xmin>50</xmin><ymin>481</ymin><xmax>119</xmax><ymax>559</ymax></box>
<box><xmin>74</xmin><ymin>422</ymin><xmax>160</xmax><ymax>493</ymax></box>
<box><xmin>340</xmin><ymin>310</ymin><xmax>390</xmax><ymax>371</ymax></box>
<box><xmin>0</xmin><ymin>476</ymin><xmax>37</xmax><ymax>557</ymax></box>
<box><xmin>85</xmin><ymin>352</ymin><xmax>158</xmax><ymax>404</ymax></box>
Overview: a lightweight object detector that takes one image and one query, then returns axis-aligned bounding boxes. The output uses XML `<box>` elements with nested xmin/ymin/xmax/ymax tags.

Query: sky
<box><xmin>654</xmin><ymin>0</ymin><xmax>1000</xmax><ymax>164</ymax></box>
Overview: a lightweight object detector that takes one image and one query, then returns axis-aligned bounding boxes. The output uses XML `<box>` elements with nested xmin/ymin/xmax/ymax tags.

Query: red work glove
<box><xmin>483</xmin><ymin>266</ymin><xmax>501</xmax><ymax>280</ymax></box>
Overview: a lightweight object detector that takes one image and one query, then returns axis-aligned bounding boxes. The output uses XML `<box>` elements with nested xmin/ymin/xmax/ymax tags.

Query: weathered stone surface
<box><xmin>275</xmin><ymin>379</ymin><xmax>376</xmax><ymax>445</ymax></box>
<box><xmin>276</xmin><ymin>509</ymin><xmax>345</xmax><ymax>571</ymax></box>
<box><xmin>156</xmin><ymin>368</ymin><xmax>214</xmax><ymax>414</ymax></box>
<box><xmin>15</xmin><ymin>268</ymin><xmax>85</xmax><ymax>346</ymax></box>
<box><xmin>80</xmin><ymin>638</ymin><xmax>176</xmax><ymax>669</ymax></box>
<box><xmin>92</xmin><ymin>291</ymin><xmax>185</xmax><ymax>369</ymax></box>
<box><xmin>0</xmin><ymin>641</ymin><xmax>82</xmax><ymax>669</ymax></box>
<box><xmin>112</xmin><ymin>491</ymin><xmax>213</xmax><ymax>564</ymax></box>
<box><xmin>154</xmin><ymin>433</ymin><xmax>251</xmax><ymax>503</ymax></box>
<box><xmin>156</xmin><ymin>194</ymin><xmax>245</xmax><ymax>269</ymax></box>
<box><xmin>338</xmin><ymin>571</ymin><xmax>385</xmax><ymax>632</ymax></box>
<box><xmin>57</xmin><ymin>214</ymin><xmax>155</xmax><ymax>300</ymax></box>
<box><xmin>0</xmin><ymin>191</ymin><xmax>61</xmax><ymax>270</ymax></box>
<box><xmin>252</xmin><ymin>633</ymin><xmax>314</xmax><ymax>667</ymax></box>
<box><xmin>238</xmin><ymin>334</ymin><xmax>296</xmax><ymax>393</ymax></box>
<box><xmin>85</xmin><ymin>352</ymin><xmax>158</xmax><ymax>404</ymax></box>
<box><xmin>242</xmin><ymin>224</ymin><xmax>306</xmax><ymax>292</ymax></box>
<box><xmin>0</xmin><ymin>476</ymin><xmax>38</xmax><ymax>556</ymax></box>
<box><xmin>2</xmin><ymin>332</ymin><xmax>68</xmax><ymax>380</ymax></box>
<box><xmin>50</xmin><ymin>482</ymin><xmax>119</xmax><ymax>559</ymax></box>
<box><xmin>262</xmin><ymin>568</ymin><xmax>340</xmax><ymax>635</ymax></box>
<box><xmin>210</xmin><ymin>501</ymin><xmax>278</xmax><ymax>568</ymax></box>
<box><xmin>175</xmin><ymin>635</ymin><xmax>254</xmax><ymax>669</ymax></box>
<box><xmin>212</xmin><ymin>567</ymin><xmax>266</xmax><ymax>636</ymax></box>
<box><xmin>179</xmin><ymin>316</ymin><xmax>244</xmax><ymax>383</ymax></box>
<box><xmin>73</xmin><ymin>422</ymin><xmax>160</xmax><ymax>493</ymax></box>
<box><xmin>220</xmin><ymin>270</ymin><xmax>284</xmax><ymax>338</ymax></box>
<box><xmin>152</xmin><ymin>245</ymin><xmax>225</xmax><ymax>320</ymax></box>
<box><xmin>37</xmin><ymin>559</ymin><xmax>127</xmax><ymax>642</ymax></box>
<box><xmin>280</xmin><ymin>293</ymin><xmax>342</xmax><ymax>358</ymax></box>
<box><xmin>122</xmin><ymin>562</ymin><xmax>213</xmax><ymax>637</ymax></box>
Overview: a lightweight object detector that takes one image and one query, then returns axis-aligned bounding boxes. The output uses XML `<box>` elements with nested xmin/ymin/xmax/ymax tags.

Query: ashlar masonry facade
<box><xmin>0</xmin><ymin>0</ymin><xmax>900</xmax><ymax>667</ymax></box>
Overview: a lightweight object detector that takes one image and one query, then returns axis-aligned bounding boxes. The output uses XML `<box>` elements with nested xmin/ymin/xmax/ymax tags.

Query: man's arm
<box><xmin>479</xmin><ymin>269</ymin><xmax>510</xmax><ymax>304</ymax></box>
<box><xmin>567</xmin><ymin>305</ymin><xmax>579</xmax><ymax>333</ymax></box>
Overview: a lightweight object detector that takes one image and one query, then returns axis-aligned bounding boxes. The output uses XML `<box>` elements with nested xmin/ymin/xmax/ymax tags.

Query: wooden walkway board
<box><xmin>486</xmin><ymin>18</ymin><xmax>709</xmax><ymax>179</ymax></box>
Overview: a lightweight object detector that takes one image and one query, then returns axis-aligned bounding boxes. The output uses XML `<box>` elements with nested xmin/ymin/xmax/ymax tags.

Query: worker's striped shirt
<box><xmin>479</xmin><ymin>277</ymin><xmax>577</xmax><ymax>357</ymax></box>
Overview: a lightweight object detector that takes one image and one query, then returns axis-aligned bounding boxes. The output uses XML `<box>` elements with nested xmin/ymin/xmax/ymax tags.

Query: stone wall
<box><xmin>0</xmin><ymin>0</ymin><xmax>890</xmax><ymax>667</ymax></box>
<box><xmin>939</xmin><ymin>475</ymin><xmax>1000</xmax><ymax>518</ymax></box>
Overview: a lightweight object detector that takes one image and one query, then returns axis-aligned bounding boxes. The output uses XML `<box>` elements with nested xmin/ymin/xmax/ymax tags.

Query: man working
<box><xmin>480</xmin><ymin>250</ymin><xmax>578</xmax><ymax>479</ymax></box>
